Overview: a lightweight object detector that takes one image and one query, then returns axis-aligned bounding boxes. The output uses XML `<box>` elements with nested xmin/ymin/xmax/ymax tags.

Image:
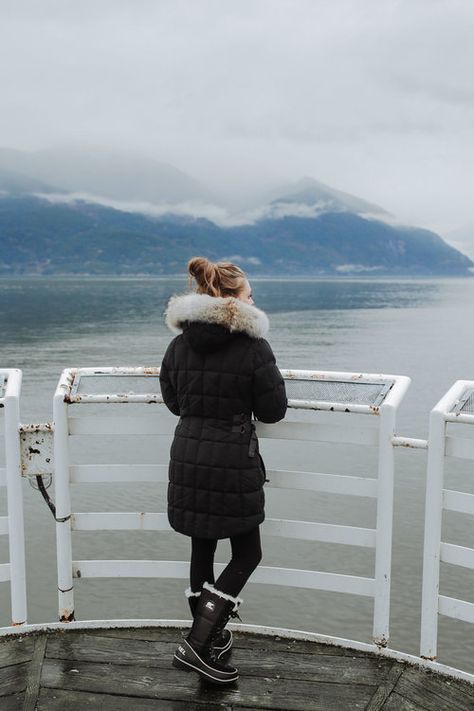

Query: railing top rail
<box><xmin>54</xmin><ymin>366</ymin><xmax>410</xmax><ymax>412</ymax></box>
<box><xmin>281</xmin><ymin>368</ymin><xmax>405</xmax><ymax>382</ymax></box>
<box><xmin>431</xmin><ymin>379</ymin><xmax>474</xmax><ymax>421</ymax></box>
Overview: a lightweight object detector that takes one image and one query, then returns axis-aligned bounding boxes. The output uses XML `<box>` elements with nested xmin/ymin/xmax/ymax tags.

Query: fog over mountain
<box><xmin>261</xmin><ymin>177</ymin><xmax>390</xmax><ymax>218</ymax></box>
<box><xmin>0</xmin><ymin>146</ymin><xmax>471</xmax><ymax>277</ymax></box>
<box><xmin>2</xmin><ymin>1</ymin><xmax>474</xmax><ymax>240</ymax></box>
<box><xmin>0</xmin><ymin>147</ymin><xmax>216</xmax><ymax>205</ymax></box>
<box><xmin>0</xmin><ymin>147</ymin><xmax>408</xmax><ymax>228</ymax></box>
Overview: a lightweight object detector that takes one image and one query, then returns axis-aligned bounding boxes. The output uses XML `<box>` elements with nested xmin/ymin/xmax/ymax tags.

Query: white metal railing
<box><xmin>53</xmin><ymin>366</ymin><xmax>410</xmax><ymax>648</ymax></box>
<box><xmin>0</xmin><ymin>369</ymin><xmax>27</xmax><ymax>626</ymax></box>
<box><xmin>421</xmin><ymin>380</ymin><xmax>474</xmax><ymax>660</ymax></box>
<box><xmin>1</xmin><ymin>366</ymin><xmax>474</xmax><ymax>678</ymax></box>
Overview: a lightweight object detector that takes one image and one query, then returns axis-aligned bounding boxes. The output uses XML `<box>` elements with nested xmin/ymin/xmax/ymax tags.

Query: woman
<box><xmin>159</xmin><ymin>257</ymin><xmax>287</xmax><ymax>685</ymax></box>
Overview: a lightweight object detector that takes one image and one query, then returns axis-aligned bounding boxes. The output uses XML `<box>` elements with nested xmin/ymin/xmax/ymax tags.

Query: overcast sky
<box><xmin>1</xmin><ymin>0</ymin><xmax>474</xmax><ymax>241</ymax></box>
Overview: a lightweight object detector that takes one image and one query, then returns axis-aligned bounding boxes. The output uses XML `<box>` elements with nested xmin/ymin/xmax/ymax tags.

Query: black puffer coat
<box><xmin>159</xmin><ymin>293</ymin><xmax>287</xmax><ymax>540</ymax></box>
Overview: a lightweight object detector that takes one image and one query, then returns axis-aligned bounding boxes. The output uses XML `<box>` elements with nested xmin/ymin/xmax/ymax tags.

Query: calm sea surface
<box><xmin>1</xmin><ymin>277</ymin><xmax>473</xmax><ymax>672</ymax></box>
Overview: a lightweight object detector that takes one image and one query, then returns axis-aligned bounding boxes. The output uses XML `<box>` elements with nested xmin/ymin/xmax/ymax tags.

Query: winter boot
<box><xmin>173</xmin><ymin>583</ymin><xmax>241</xmax><ymax>684</ymax></box>
<box><xmin>185</xmin><ymin>587</ymin><xmax>235</xmax><ymax>658</ymax></box>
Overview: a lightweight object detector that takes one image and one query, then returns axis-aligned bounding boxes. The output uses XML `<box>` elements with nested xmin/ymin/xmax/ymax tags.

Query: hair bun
<box><xmin>188</xmin><ymin>256</ymin><xmax>220</xmax><ymax>296</ymax></box>
<box><xmin>187</xmin><ymin>256</ymin><xmax>245</xmax><ymax>298</ymax></box>
<box><xmin>188</xmin><ymin>256</ymin><xmax>210</xmax><ymax>280</ymax></box>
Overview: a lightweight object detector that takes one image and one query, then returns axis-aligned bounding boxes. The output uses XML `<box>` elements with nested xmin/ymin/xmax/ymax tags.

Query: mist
<box><xmin>1</xmin><ymin>0</ymin><xmax>474</xmax><ymax>245</ymax></box>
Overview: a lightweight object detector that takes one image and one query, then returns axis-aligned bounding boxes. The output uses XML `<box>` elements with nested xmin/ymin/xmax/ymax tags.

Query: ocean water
<box><xmin>0</xmin><ymin>276</ymin><xmax>473</xmax><ymax>673</ymax></box>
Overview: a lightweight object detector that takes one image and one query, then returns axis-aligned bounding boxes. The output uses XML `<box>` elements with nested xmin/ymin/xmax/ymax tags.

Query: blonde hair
<box><xmin>187</xmin><ymin>257</ymin><xmax>246</xmax><ymax>298</ymax></box>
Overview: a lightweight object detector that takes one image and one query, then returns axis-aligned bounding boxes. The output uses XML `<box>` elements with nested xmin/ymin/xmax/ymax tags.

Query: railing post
<box><xmin>420</xmin><ymin>408</ymin><xmax>446</xmax><ymax>659</ymax></box>
<box><xmin>4</xmin><ymin>370</ymin><xmax>27</xmax><ymax>625</ymax></box>
<box><xmin>53</xmin><ymin>380</ymin><xmax>75</xmax><ymax>622</ymax></box>
<box><xmin>372</xmin><ymin>402</ymin><xmax>396</xmax><ymax>646</ymax></box>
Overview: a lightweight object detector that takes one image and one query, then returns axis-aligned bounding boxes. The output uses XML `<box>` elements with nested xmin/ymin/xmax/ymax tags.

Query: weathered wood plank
<box><xmin>37</xmin><ymin>687</ymin><xmax>230</xmax><ymax>710</ymax></box>
<box><xmin>393</xmin><ymin>666</ymin><xmax>474</xmax><ymax>711</ymax></box>
<box><xmin>22</xmin><ymin>635</ymin><xmax>47</xmax><ymax>711</ymax></box>
<box><xmin>40</xmin><ymin>658</ymin><xmax>376</xmax><ymax>711</ymax></box>
<box><xmin>84</xmin><ymin>627</ymin><xmax>374</xmax><ymax>657</ymax></box>
<box><xmin>2</xmin><ymin>628</ymin><xmax>473</xmax><ymax>711</ymax></box>
<box><xmin>0</xmin><ymin>637</ymin><xmax>35</xmax><ymax>668</ymax></box>
<box><xmin>85</xmin><ymin>627</ymin><xmax>182</xmax><ymax>643</ymax></box>
<box><xmin>382</xmin><ymin>692</ymin><xmax>431</xmax><ymax>711</ymax></box>
<box><xmin>45</xmin><ymin>631</ymin><xmax>393</xmax><ymax>686</ymax></box>
<box><xmin>0</xmin><ymin>692</ymin><xmax>24</xmax><ymax>710</ymax></box>
<box><xmin>232</xmin><ymin>633</ymin><xmax>376</xmax><ymax>658</ymax></box>
<box><xmin>46</xmin><ymin>633</ymin><xmax>176</xmax><ymax>665</ymax></box>
<box><xmin>364</xmin><ymin>661</ymin><xmax>405</xmax><ymax>711</ymax></box>
<box><xmin>236</xmin><ymin>647</ymin><xmax>393</xmax><ymax>685</ymax></box>
<box><xmin>0</xmin><ymin>663</ymin><xmax>28</xmax><ymax>698</ymax></box>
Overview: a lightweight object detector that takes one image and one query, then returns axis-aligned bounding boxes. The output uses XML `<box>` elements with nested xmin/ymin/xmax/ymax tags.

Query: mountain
<box><xmin>260</xmin><ymin>176</ymin><xmax>390</xmax><ymax>217</ymax></box>
<box><xmin>0</xmin><ymin>193</ymin><xmax>471</xmax><ymax>276</ymax></box>
<box><xmin>0</xmin><ymin>147</ymin><xmax>471</xmax><ymax>275</ymax></box>
<box><xmin>0</xmin><ymin>149</ymin><xmax>388</xmax><ymax>216</ymax></box>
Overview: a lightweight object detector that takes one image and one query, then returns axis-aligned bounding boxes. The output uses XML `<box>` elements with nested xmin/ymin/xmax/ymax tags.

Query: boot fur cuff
<box><xmin>203</xmin><ymin>582</ymin><xmax>243</xmax><ymax>611</ymax></box>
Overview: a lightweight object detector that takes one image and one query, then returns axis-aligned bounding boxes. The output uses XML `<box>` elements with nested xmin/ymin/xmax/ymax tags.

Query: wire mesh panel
<box><xmin>284</xmin><ymin>378</ymin><xmax>392</xmax><ymax>407</ymax></box>
<box><xmin>451</xmin><ymin>388</ymin><xmax>474</xmax><ymax>416</ymax></box>
<box><xmin>66</xmin><ymin>368</ymin><xmax>395</xmax><ymax>412</ymax></box>
<box><xmin>71</xmin><ymin>373</ymin><xmax>161</xmax><ymax>398</ymax></box>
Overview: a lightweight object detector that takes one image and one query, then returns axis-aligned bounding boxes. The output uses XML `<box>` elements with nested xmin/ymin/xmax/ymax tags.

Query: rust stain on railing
<box><xmin>19</xmin><ymin>423</ymin><xmax>54</xmax><ymax>476</ymax></box>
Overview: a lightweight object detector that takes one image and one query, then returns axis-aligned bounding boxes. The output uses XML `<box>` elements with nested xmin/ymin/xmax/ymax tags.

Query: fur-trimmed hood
<box><xmin>165</xmin><ymin>292</ymin><xmax>269</xmax><ymax>339</ymax></box>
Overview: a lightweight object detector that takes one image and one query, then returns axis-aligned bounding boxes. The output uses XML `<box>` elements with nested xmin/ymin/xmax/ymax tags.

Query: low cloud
<box><xmin>34</xmin><ymin>191</ymin><xmax>230</xmax><ymax>224</ymax></box>
<box><xmin>358</xmin><ymin>212</ymin><xmax>405</xmax><ymax>227</ymax></box>
<box><xmin>220</xmin><ymin>255</ymin><xmax>262</xmax><ymax>266</ymax></box>
<box><xmin>335</xmin><ymin>264</ymin><xmax>384</xmax><ymax>273</ymax></box>
<box><xmin>35</xmin><ymin>192</ymin><xmax>346</xmax><ymax>227</ymax></box>
<box><xmin>236</xmin><ymin>201</ymin><xmax>332</xmax><ymax>224</ymax></box>
<box><xmin>34</xmin><ymin>191</ymin><xmax>421</xmax><ymax>233</ymax></box>
<box><xmin>34</xmin><ymin>191</ymin><xmax>334</xmax><ymax>227</ymax></box>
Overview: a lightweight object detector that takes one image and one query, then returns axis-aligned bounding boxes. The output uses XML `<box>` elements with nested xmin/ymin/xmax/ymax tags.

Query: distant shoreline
<box><xmin>0</xmin><ymin>273</ymin><xmax>472</xmax><ymax>281</ymax></box>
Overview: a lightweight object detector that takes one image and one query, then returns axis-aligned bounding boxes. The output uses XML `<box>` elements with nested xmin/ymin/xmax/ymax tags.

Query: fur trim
<box><xmin>203</xmin><ymin>581</ymin><xmax>243</xmax><ymax>610</ymax></box>
<box><xmin>165</xmin><ymin>293</ymin><xmax>269</xmax><ymax>339</ymax></box>
<box><xmin>185</xmin><ymin>587</ymin><xmax>201</xmax><ymax>599</ymax></box>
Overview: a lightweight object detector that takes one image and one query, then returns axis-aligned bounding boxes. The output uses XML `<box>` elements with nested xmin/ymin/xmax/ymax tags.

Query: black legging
<box><xmin>190</xmin><ymin>527</ymin><xmax>262</xmax><ymax>598</ymax></box>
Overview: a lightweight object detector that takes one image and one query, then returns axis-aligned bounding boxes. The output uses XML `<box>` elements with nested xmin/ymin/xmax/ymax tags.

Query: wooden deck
<box><xmin>0</xmin><ymin>626</ymin><xmax>473</xmax><ymax>710</ymax></box>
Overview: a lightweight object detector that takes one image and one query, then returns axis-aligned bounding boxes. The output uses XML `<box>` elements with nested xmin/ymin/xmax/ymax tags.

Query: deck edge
<box><xmin>0</xmin><ymin>619</ymin><xmax>473</xmax><ymax>686</ymax></box>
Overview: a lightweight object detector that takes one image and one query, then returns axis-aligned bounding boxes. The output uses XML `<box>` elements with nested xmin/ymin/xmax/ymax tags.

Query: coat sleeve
<box><xmin>252</xmin><ymin>339</ymin><xmax>287</xmax><ymax>423</ymax></box>
<box><xmin>159</xmin><ymin>339</ymin><xmax>180</xmax><ymax>416</ymax></box>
